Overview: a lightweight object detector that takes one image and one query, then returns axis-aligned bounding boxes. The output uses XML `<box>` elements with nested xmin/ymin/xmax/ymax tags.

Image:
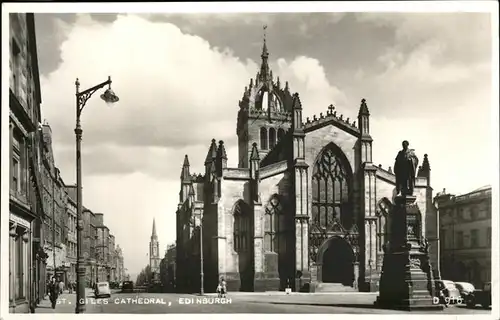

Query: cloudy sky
<box><xmin>33</xmin><ymin>9</ymin><xmax>494</xmax><ymax>279</ymax></box>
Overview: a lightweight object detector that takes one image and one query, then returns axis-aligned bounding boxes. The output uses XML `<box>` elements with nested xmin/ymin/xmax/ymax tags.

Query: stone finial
<box><xmin>352</xmin><ymin>120</ymin><xmax>356</xmax><ymax>127</ymax></box>
<box><xmin>339</xmin><ymin>114</ymin><xmax>343</xmax><ymax>120</ymax></box>
<box><xmin>388</xmin><ymin>166</ymin><xmax>393</xmax><ymax>174</ymax></box>
<box><xmin>306</xmin><ymin>117</ymin><xmax>310</xmax><ymax>123</ymax></box>
<box><xmin>285</xmin><ymin>81</ymin><xmax>289</xmax><ymax>91</ymax></box>
<box><xmin>346</xmin><ymin>117</ymin><xmax>350</xmax><ymax>124</ymax></box>
<box><xmin>320</xmin><ymin>112</ymin><xmax>324</xmax><ymax>119</ymax></box>
<box><xmin>333</xmin><ymin>111</ymin><xmax>337</xmax><ymax>117</ymax></box>
<box><xmin>379</xmin><ymin>164</ymin><xmax>382</xmax><ymax>168</ymax></box>
<box><xmin>313</xmin><ymin>115</ymin><xmax>317</xmax><ymax>121</ymax></box>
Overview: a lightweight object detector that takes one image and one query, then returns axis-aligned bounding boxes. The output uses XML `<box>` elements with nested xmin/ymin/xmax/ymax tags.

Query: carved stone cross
<box><xmin>328</xmin><ymin>105</ymin><xmax>335</xmax><ymax>114</ymax></box>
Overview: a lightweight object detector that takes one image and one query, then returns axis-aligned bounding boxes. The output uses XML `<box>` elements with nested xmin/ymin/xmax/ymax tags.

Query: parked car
<box><xmin>455</xmin><ymin>282</ymin><xmax>475</xmax><ymax>300</ymax></box>
<box><xmin>122</xmin><ymin>281</ymin><xmax>134</xmax><ymax>293</ymax></box>
<box><xmin>95</xmin><ymin>282</ymin><xmax>111</xmax><ymax>298</ymax></box>
<box><xmin>466</xmin><ymin>282</ymin><xmax>491</xmax><ymax>309</ymax></box>
<box><xmin>436</xmin><ymin>280</ymin><xmax>462</xmax><ymax>304</ymax></box>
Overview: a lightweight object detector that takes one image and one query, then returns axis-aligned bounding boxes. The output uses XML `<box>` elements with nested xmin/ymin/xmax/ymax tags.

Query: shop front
<box><xmin>9</xmin><ymin>212</ymin><xmax>34</xmax><ymax>313</ymax></box>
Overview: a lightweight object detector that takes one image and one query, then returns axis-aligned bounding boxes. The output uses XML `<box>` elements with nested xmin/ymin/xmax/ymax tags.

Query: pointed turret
<box><xmin>356</xmin><ymin>98</ymin><xmax>372</xmax><ymax>163</ymax></box>
<box><xmin>204</xmin><ymin>139</ymin><xmax>218</xmax><ymax>165</ymax></box>
<box><xmin>358</xmin><ymin>98</ymin><xmax>370</xmax><ymax>135</ymax></box>
<box><xmin>292</xmin><ymin>93</ymin><xmax>304</xmax><ymax>132</ymax></box>
<box><xmin>217</xmin><ymin>140</ymin><xmax>228</xmax><ymax>175</ymax></box>
<box><xmin>417</xmin><ymin>154</ymin><xmax>431</xmax><ymax>186</ymax></box>
<box><xmin>181</xmin><ymin>154</ymin><xmax>190</xmax><ymax>180</ymax></box>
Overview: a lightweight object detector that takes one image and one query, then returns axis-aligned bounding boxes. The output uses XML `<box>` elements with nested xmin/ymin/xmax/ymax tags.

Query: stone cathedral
<box><xmin>175</xmin><ymin>36</ymin><xmax>439</xmax><ymax>293</ymax></box>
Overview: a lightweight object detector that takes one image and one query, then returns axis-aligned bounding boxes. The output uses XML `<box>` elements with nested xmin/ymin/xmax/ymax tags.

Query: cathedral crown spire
<box><xmin>259</xmin><ymin>25</ymin><xmax>271</xmax><ymax>84</ymax></box>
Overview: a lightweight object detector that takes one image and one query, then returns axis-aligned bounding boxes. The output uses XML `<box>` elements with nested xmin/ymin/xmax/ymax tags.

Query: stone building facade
<box><xmin>160</xmin><ymin>244</ymin><xmax>177</xmax><ymax>292</ymax></box>
<box><xmin>64</xmin><ymin>186</ymin><xmax>78</xmax><ymax>284</ymax></box>
<box><xmin>114</xmin><ymin>245</ymin><xmax>125</xmax><ymax>283</ymax></box>
<box><xmin>41</xmin><ymin>123</ymin><xmax>69</xmax><ymax>283</ymax></box>
<box><xmin>435</xmin><ymin>185</ymin><xmax>492</xmax><ymax>288</ymax></box>
<box><xmin>175</xmin><ymin>37</ymin><xmax>439</xmax><ymax>293</ymax></box>
<box><xmin>9</xmin><ymin>12</ymin><xmax>46</xmax><ymax>313</ymax></box>
<box><xmin>108</xmin><ymin>234</ymin><xmax>116</xmax><ymax>281</ymax></box>
<box><xmin>95</xmin><ymin>213</ymin><xmax>110</xmax><ymax>282</ymax></box>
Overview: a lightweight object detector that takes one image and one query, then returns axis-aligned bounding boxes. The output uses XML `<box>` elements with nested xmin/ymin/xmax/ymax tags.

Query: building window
<box><xmin>260</xmin><ymin>127</ymin><xmax>268</xmax><ymax>150</ymax></box>
<box><xmin>269</xmin><ymin>127</ymin><xmax>276</xmax><ymax>149</ymax></box>
<box><xmin>264</xmin><ymin>195</ymin><xmax>284</xmax><ymax>253</ymax></box>
<box><xmin>456</xmin><ymin>231</ymin><xmax>464</xmax><ymax>248</ymax></box>
<box><xmin>233</xmin><ymin>201</ymin><xmax>251</xmax><ymax>252</ymax></box>
<box><xmin>277</xmin><ymin>128</ymin><xmax>285</xmax><ymax>141</ymax></box>
<box><xmin>312</xmin><ymin>144</ymin><xmax>350</xmax><ymax>229</ymax></box>
<box><xmin>470</xmin><ymin>229</ymin><xmax>479</xmax><ymax>248</ymax></box>
<box><xmin>14</xmin><ymin>231</ymin><xmax>26</xmax><ymax>300</ymax></box>
<box><xmin>10</xmin><ymin>37</ymin><xmax>21</xmax><ymax>96</ymax></box>
<box><xmin>12</xmin><ymin>157</ymin><xmax>20</xmax><ymax>192</ymax></box>
<box><xmin>377</xmin><ymin>199</ymin><xmax>391</xmax><ymax>252</ymax></box>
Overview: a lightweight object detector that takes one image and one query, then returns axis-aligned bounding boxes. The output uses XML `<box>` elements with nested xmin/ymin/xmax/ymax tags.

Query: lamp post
<box><xmin>75</xmin><ymin>77</ymin><xmax>119</xmax><ymax>314</ymax></box>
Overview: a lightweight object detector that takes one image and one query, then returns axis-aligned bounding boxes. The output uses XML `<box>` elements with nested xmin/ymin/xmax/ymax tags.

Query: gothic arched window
<box><xmin>269</xmin><ymin>128</ymin><xmax>276</xmax><ymax>149</ymax></box>
<box><xmin>277</xmin><ymin>128</ymin><xmax>285</xmax><ymax>141</ymax></box>
<box><xmin>264</xmin><ymin>195</ymin><xmax>284</xmax><ymax>253</ymax></box>
<box><xmin>260</xmin><ymin>127</ymin><xmax>268</xmax><ymax>150</ymax></box>
<box><xmin>312</xmin><ymin>145</ymin><xmax>350</xmax><ymax>229</ymax></box>
<box><xmin>377</xmin><ymin>199</ymin><xmax>391</xmax><ymax>252</ymax></box>
<box><xmin>233</xmin><ymin>201</ymin><xmax>250</xmax><ymax>253</ymax></box>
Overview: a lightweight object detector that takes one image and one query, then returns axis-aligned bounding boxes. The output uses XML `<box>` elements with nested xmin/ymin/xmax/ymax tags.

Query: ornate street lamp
<box><xmin>75</xmin><ymin>77</ymin><xmax>119</xmax><ymax>314</ymax></box>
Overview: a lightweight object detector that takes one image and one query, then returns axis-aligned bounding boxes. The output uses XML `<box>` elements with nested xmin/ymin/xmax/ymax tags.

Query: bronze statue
<box><xmin>394</xmin><ymin>140</ymin><xmax>419</xmax><ymax>196</ymax></box>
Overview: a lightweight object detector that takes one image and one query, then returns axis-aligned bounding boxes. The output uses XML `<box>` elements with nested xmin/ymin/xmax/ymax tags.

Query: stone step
<box><xmin>315</xmin><ymin>283</ymin><xmax>357</xmax><ymax>292</ymax></box>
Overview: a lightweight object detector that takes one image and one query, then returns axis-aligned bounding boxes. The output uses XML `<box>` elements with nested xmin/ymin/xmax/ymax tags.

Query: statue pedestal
<box><xmin>374</xmin><ymin>195</ymin><xmax>443</xmax><ymax>311</ymax></box>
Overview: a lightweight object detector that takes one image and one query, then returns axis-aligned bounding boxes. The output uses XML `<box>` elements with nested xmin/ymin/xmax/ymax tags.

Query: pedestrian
<box><xmin>216</xmin><ymin>277</ymin><xmax>227</xmax><ymax>298</ymax></box>
<box><xmin>437</xmin><ymin>282</ymin><xmax>449</xmax><ymax>308</ymax></box>
<box><xmin>48</xmin><ymin>277</ymin><xmax>59</xmax><ymax>309</ymax></box>
<box><xmin>58</xmin><ymin>279</ymin><xmax>64</xmax><ymax>295</ymax></box>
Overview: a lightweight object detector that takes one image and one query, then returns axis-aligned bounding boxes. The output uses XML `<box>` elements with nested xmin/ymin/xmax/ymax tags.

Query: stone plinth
<box><xmin>375</xmin><ymin>195</ymin><xmax>443</xmax><ymax>311</ymax></box>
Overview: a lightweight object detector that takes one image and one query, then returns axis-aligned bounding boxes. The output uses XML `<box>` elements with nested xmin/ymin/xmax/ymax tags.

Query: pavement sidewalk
<box><xmin>35</xmin><ymin>288</ymin><xmax>96</xmax><ymax>313</ymax></box>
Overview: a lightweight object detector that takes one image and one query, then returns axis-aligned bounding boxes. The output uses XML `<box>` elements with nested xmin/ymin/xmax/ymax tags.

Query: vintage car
<box><xmin>121</xmin><ymin>280</ymin><xmax>134</xmax><ymax>293</ymax></box>
<box><xmin>466</xmin><ymin>282</ymin><xmax>491</xmax><ymax>309</ymax></box>
<box><xmin>436</xmin><ymin>280</ymin><xmax>462</xmax><ymax>304</ymax></box>
<box><xmin>455</xmin><ymin>282</ymin><xmax>475</xmax><ymax>300</ymax></box>
<box><xmin>95</xmin><ymin>281</ymin><xmax>111</xmax><ymax>298</ymax></box>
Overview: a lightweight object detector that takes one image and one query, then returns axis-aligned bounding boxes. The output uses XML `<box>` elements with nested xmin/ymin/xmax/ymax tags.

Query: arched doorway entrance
<box><xmin>320</xmin><ymin>237</ymin><xmax>355</xmax><ymax>286</ymax></box>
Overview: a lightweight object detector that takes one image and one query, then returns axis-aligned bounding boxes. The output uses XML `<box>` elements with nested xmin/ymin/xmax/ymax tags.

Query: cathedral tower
<box><xmin>149</xmin><ymin>218</ymin><xmax>161</xmax><ymax>282</ymax></box>
<box><xmin>236</xmin><ymin>26</ymin><xmax>295</xmax><ymax>168</ymax></box>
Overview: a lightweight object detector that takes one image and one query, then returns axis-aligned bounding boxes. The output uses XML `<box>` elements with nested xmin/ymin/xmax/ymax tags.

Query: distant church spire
<box><xmin>151</xmin><ymin>218</ymin><xmax>157</xmax><ymax>239</ymax></box>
